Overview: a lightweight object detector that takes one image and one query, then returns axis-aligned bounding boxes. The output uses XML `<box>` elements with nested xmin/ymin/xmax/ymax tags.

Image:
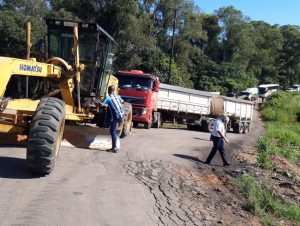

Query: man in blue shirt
<box><xmin>92</xmin><ymin>85</ymin><xmax>124</xmax><ymax>153</ymax></box>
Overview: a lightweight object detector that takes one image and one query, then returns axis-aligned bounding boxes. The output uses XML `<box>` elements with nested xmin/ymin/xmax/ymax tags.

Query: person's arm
<box><xmin>217</xmin><ymin>131</ymin><xmax>230</xmax><ymax>144</ymax></box>
<box><xmin>216</xmin><ymin>121</ymin><xmax>230</xmax><ymax>144</ymax></box>
<box><xmin>92</xmin><ymin>96</ymin><xmax>108</xmax><ymax>108</ymax></box>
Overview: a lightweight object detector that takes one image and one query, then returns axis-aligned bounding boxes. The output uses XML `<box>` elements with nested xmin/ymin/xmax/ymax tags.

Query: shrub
<box><xmin>258</xmin><ymin>92</ymin><xmax>300</xmax><ymax>167</ymax></box>
<box><xmin>238</xmin><ymin>175</ymin><xmax>300</xmax><ymax>226</ymax></box>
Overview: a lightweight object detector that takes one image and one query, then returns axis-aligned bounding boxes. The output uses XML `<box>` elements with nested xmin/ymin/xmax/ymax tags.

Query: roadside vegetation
<box><xmin>257</xmin><ymin>92</ymin><xmax>300</xmax><ymax>168</ymax></box>
<box><xmin>236</xmin><ymin>92</ymin><xmax>300</xmax><ymax>225</ymax></box>
<box><xmin>238</xmin><ymin>175</ymin><xmax>300</xmax><ymax>226</ymax></box>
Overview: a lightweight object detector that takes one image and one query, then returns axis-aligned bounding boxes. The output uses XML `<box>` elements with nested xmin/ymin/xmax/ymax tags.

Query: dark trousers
<box><xmin>206</xmin><ymin>135</ymin><xmax>229</xmax><ymax>165</ymax></box>
<box><xmin>110</xmin><ymin>121</ymin><xmax>118</xmax><ymax>149</ymax></box>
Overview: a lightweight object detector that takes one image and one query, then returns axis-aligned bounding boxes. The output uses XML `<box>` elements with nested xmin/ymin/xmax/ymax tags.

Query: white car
<box><xmin>285</xmin><ymin>88</ymin><xmax>295</xmax><ymax>92</ymax></box>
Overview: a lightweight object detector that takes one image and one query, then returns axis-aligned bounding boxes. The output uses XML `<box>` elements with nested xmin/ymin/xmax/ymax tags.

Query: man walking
<box><xmin>92</xmin><ymin>85</ymin><xmax>124</xmax><ymax>153</ymax></box>
<box><xmin>205</xmin><ymin>113</ymin><xmax>230</xmax><ymax>166</ymax></box>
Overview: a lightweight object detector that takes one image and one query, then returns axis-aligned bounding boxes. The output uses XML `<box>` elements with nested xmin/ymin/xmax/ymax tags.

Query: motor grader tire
<box><xmin>27</xmin><ymin>97</ymin><xmax>66</xmax><ymax>176</ymax></box>
<box><xmin>120</xmin><ymin>102</ymin><xmax>132</xmax><ymax>138</ymax></box>
<box><xmin>120</xmin><ymin>119</ymin><xmax>128</xmax><ymax>138</ymax></box>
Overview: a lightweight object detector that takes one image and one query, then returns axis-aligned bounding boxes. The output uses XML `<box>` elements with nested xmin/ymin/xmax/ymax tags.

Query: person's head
<box><xmin>108</xmin><ymin>85</ymin><xmax>115</xmax><ymax>95</ymax></box>
<box><xmin>219</xmin><ymin>113</ymin><xmax>229</xmax><ymax>122</ymax></box>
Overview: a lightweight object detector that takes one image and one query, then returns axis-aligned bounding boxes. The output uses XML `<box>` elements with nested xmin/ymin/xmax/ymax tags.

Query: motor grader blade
<box><xmin>61</xmin><ymin>124</ymin><xmax>120</xmax><ymax>150</ymax></box>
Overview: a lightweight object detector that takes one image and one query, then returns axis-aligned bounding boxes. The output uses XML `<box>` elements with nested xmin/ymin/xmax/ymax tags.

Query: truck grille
<box><xmin>121</xmin><ymin>96</ymin><xmax>145</xmax><ymax>105</ymax></box>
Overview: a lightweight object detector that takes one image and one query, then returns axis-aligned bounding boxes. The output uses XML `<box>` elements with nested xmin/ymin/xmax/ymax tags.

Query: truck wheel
<box><xmin>201</xmin><ymin>120</ymin><xmax>209</xmax><ymax>132</ymax></box>
<box><xmin>245</xmin><ymin>123</ymin><xmax>250</xmax><ymax>133</ymax></box>
<box><xmin>238</xmin><ymin>122</ymin><xmax>244</xmax><ymax>134</ymax></box>
<box><xmin>144</xmin><ymin>122</ymin><xmax>151</xmax><ymax>129</ymax></box>
<box><xmin>153</xmin><ymin>112</ymin><xmax>161</xmax><ymax>128</ymax></box>
<box><xmin>187</xmin><ymin>124</ymin><xmax>196</xmax><ymax>130</ymax></box>
<box><xmin>243</xmin><ymin>123</ymin><xmax>248</xmax><ymax>134</ymax></box>
<box><xmin>208</xmin><ymin>119</ymin><xmax>215</xmax><ymax>133</ymax></box>
<box><xmin>27</xmin><ymin>97</ymin><xmax>66</xmax><ymax>176</ymax></box>
<box><xmin>133</xmin><ymin>122</ymin><xmax>139</xmax><ymax>128</ymax></box>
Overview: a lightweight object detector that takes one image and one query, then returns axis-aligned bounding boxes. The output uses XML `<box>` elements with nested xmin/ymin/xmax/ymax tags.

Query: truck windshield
<box><xmin>258</xmin><ymin>87</ymin><xmax>267</xmax><ymax>94</ymax></box>
<box><xmin>117</xmin><ymin>75</ymin><xmax>152</xmax><ymax>91</ymax></box>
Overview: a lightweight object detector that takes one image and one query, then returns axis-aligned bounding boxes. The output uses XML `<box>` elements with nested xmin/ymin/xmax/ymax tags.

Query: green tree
<box><xmin>248</xmin><ymin>21</ymin><xmax>283</xmax><ymax>84</ymax></box>
<box><xmin>217</xmin><ymin>6</ymin><xmax>255</xmax><ymax>66</ymax></box>
<box><xmin>278</xmin><ymin>25</ymin><xmax>300</xmax><ymax>86</ymax></box>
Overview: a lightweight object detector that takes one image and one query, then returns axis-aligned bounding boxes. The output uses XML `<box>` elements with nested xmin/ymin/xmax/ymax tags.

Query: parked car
<box><xmin>239</xmin><ymin>87</ymin><xmax>258</xmax><ymax>101</ymax></box>
<box><xmin>226</xmin><ymin>92</ymin><xmax>238</xmax><ymax>98</ymax></box>
<box><xmin>292</xmin><ymin>84</ymin><xmax>300</xmax><ymax>92</ymax></box>
<box><xmin>285</xmin><ymin>87</ymin><xmax>296</xmax><ymax>92</ymax></box>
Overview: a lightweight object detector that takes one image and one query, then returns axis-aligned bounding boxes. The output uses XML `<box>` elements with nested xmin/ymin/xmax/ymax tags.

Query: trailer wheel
<box><xmin>244</xmin><ymin>123</ymin><xmax>250</xmax><ymax>133</ymax></box>
<box><xmin>208</xmin><ymin>119</ymin><xmax>215</xmax><ymax>133</ymax></box>
<box><xmin>238</xmin><ymin>122</ymin><xmax>244</xmax><ymax>134</ymax></box>
<box><xmin>243</xmin><ymin>122</ymin><xmax>249</xmax><ymax>133</ymax></box>
<box><xmin>201</xmin><ymin>120</ymin><xmax>209</xmax><ymax>132</ymax></box>
<box><xmin>27</xmin><ymin>97</ymin><xmax>65</xmax><ymax>176</ymax></box>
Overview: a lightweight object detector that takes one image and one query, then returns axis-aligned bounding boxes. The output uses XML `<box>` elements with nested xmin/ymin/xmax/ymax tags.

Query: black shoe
<box><xmin>223</xmin><ymin>163</ymin><xmax>231</xmax><ymax>167</ymax></box>
<box><xmin>112</xmin><ymin>148</ymin><xmax>118</xmax><ymax>153</ymax></box>
<box><xmin>106</xmin><ymin>148</ymin><xmax>115</xmax><ymax>153</ymax></box>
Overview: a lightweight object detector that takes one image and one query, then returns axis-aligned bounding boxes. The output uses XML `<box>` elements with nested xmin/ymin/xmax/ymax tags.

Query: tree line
<box><xmin>0</xmin><ymin>0</ymin><xmax>300</xmax><ymax>94</ymax></box>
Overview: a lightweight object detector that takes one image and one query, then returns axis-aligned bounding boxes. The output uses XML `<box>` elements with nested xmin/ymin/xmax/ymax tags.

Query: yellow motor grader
<box><xmin>0</xmin><ymin>19</ymin><xmax>132</xmax><ymax>175</ymax></box>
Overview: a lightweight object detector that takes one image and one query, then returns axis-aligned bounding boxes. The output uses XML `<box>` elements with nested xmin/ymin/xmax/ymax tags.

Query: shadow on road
<box><xmin>193</xmin><ymin>137</ymin><xmax>210</xmax><ymax>142</ymax></box>
<box><xmin>173</xmin><ymin>154</ymin><xmax>206</xmax><ymax>164</ymax></box>
<box><xmin>0</xmin><ymin>157</ymin><xmax>37</xmax><ymax>179</ymax></box>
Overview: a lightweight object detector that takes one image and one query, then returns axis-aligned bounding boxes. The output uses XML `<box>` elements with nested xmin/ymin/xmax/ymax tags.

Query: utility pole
<box><xmin>167</xmin><ymin>8</ymin><xmax>177</xmax><ymax>84</ymax></box>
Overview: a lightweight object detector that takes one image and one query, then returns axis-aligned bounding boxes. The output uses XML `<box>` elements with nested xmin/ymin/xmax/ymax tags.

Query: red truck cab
<box><xmin>115</xmin><ymin>70</ymin><xmax>161</xmax><ymax>129</ymax></box>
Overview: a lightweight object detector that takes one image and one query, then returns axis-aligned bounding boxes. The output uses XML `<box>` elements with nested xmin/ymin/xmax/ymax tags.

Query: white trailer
<box><xmin>157</xmin><ymin>83</ymin><xmax>254</xmax><ymax>134</ymax></box>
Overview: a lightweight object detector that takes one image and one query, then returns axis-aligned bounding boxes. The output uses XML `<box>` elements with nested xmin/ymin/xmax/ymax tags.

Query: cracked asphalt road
<box><xmin>0</xmin><ymin>109</ymin><xmax>263</xmax><ymax>226</ymax></box>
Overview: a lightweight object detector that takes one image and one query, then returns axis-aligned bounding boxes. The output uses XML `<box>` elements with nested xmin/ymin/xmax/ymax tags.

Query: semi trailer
<box><xmin>158</xmin><ymin>84</ymin><xmax>254</xmax><ymax>133</ymax></box>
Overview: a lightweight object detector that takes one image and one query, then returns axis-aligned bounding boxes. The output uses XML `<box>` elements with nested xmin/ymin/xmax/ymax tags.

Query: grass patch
<box><xmin>238</xmin><ymin>175</ymin><xmax>300</xmax><ymax>226</ymax></box>
<box><xmin>258</xmin><ymin>92</ymin><xmax>300</xmax><ymax>168</ymax></box>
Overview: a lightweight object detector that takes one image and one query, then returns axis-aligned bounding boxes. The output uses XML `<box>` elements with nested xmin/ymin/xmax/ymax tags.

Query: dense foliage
<box><xmin>0</xmin><ymin>0</ymin><xmax>300</xmax><ymax>93</ymax></box>
<box><xmin>258</xmin><ymin>92</ymin><xmax>300</xmax><ymax>168</ymax></box>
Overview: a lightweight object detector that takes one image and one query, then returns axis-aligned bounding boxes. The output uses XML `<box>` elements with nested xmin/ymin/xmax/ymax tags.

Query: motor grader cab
<box><xmin>0</xmin><ymin>19</ymin><xmax>132</xmax><ymax>176</ymax></box>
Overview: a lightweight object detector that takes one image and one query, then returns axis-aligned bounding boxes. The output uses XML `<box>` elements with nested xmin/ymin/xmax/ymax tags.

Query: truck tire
<box><xmin>187</xmin><ymin>124</ymin><xmax>196</xmax><ymax>130</ymax></box>
<box><xmin>144</xmin><ymin>122</ymin><xmax>151</xmax><ymax>129</ymax></box>
<box><xmin>153</xmin><ymin>112</ymin><xmax>161</xmax><ymax>128</ymax></box>
<box><xmin>208</xmin><ymin>119</ymin><xmax>215</xmax><ymax>133</ymax></box>
<box><xmin>133</xmin><ymin>122</ymin><xmax>139</xmax><ymax>128</ymax></box>
<box><xmin>201</xmin><ymin>119</ymin><xmax>209</xmax><ymax>132</ymax></box>
<box><xmin>238</xmin><ymin>122</ymin><xmax>244</xmax><ymax>134</ymax></box>
<box><xmin>27</xmin><ymin>97</ymin><xmax>66</xmax><ymax>176</ymax></box>
<box><xmin>243</xmin><ymin>123</ymin><xmax>250</xmax><ymax>133</ymax></box>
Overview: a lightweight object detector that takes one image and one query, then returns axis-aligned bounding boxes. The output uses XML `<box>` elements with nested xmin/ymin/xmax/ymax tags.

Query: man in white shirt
<box><xmin>205</xmin><ymin>114</ymin><xmax>230</xmax><ymax>166</ymax></box>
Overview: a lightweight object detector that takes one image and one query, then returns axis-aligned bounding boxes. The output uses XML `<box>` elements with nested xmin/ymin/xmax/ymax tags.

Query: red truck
<box><xmin>115</xmin><ymin>70</ymin><xmax>161</xmax><ymax>129</ymax></box>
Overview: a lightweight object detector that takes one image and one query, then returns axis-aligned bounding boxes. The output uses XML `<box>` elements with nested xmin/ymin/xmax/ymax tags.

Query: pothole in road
<box><xmin>124</xmin><ymin>159</ymin><xmax>260</xmax><ymax>226</ymax></box>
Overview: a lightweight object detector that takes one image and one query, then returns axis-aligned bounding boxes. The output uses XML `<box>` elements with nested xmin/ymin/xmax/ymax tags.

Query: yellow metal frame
<box><xmin>0</xmin><ymin>22</ymin><xmax>125</xmax><ymax>142</ymax></box>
